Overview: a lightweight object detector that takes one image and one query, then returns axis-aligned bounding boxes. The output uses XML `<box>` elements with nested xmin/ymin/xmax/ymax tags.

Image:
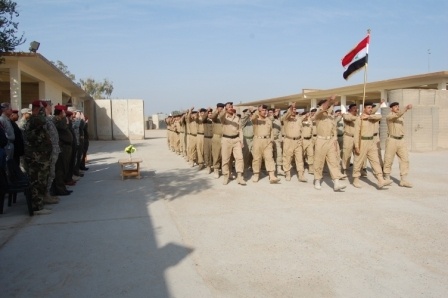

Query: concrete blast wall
<box><xmin>95</xmin><ymin>99</ymin><xmax>145</xmax><ymax>140</ymax></box>
<box><xmin>386</xmin><ymin>89</ymin><xmax>448</xmax><ymax>151</ymax></box>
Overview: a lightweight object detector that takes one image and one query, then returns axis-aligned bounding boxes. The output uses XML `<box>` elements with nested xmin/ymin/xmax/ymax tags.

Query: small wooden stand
<box><xmin>118</xmin><ymin>158</ymin><xmax>143</xmax><ymax>180</ymax></box>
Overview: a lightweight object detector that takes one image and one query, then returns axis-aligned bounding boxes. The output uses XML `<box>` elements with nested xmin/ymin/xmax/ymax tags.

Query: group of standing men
<box><xmin>164</xmin><ymin>96</ymin><xmax>412</xmax><ymax>191</ymax></box>
<box><xmin>0</xmin><ymin>100</ymin><xmax>90</xmax><ymax>215</ymax></box>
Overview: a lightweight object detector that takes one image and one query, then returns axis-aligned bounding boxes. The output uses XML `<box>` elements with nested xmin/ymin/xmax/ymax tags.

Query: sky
<box><xmin>15</xmin><ymin>0</ymin><xmax>448</xmax><ymax>116</ymax></box>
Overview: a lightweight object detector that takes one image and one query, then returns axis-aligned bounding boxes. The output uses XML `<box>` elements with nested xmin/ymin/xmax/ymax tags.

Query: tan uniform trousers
<box><xmin>314</xmin><ymin>137</ymin><xmax>341</xmax><ymax>180</ymax></box>
<box><xmin>383</xmin><ymin>137</ymin><xmax>409</xmax><ymax>176</ymax></box>
<box><xmin>172</xmin><ymin>132</ymin><xmax>180</xmax><ymax>153</ymax></box>
<box><xmin>273</xmin><ymin>139</ymin><xmax>283</xmax><ymax>166</ymax></box>
<box><xmin>302</xmin><ymin>138</ymin><xmax>314</xmax><ymax>166</ymax></box>
<box><xmin>196</xmin><ymin>134</ymin><xmax>204</xmax><ymax>165</ymax></box>
<box><xmin>252</xmin><ymin>138</ymin><xmax>275</xmax><ymax>173</ymax></box>
<box><xmin>221</xmin><ymin>137</ymin><xmax>244</xmax><ymax>175</ymax></box>
<box><xmin>353</xmin><ymin>139</ymin><xmax>383</xmax><ymax>178</ymax></box>
<box><xmin>283</xmin><ymin>138</ymin><xmax>305</xmax><ymax>174</ymax></box>
<box><xmin>188</xmin><ymin>135</ymin><xmax>197</xmax><ymax>163</ymax></box>
<box><xmin>203</xmin><ymin>136</ymin><xmax>213</xmax><ymax>167</ymax></box>
<box><xmin>179</xmin><ymin>132</ymin><xmax>186</xmax><ymax>156</ymax></box>
<box><xmin>212</xmin><ymin>135</ymin><xmax>222</xmax><ymax>170</ymax></box>
<box><xmin>362</xmin><ymin>135</ymin><xmax>383</xmax><ymax>173</ymax></box>
<box><xmin>243</xmin><ymin>137</ymin><xmax>253</xmax><ymax>171</ymax></box>
<box><xmin>342</xmin><ymin>134</ymin><xmax>355</xmax><ymax>170</ymax></box>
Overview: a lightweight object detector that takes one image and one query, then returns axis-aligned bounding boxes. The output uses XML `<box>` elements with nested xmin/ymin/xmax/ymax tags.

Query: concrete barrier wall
<box><xmin>387</xmin><ymin>89</ymin><xmax>448</xmax><ymax>151</ymax></box>
<box><xmin>127</xmin><ymin>100</ymin><xmax>144</xmax><ymax>140</ymax></box>
<box><xmin>94</xmin><ymin>99</ymin><xmax>145</xmax><ymax>140</ymax></box>
<box><xmin>95</xmin><ymin>100</ymin><xmax>113</xmax><ymax>140</ymax></box>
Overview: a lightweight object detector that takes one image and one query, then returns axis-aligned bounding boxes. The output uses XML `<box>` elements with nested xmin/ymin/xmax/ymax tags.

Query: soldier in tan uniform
<box><xmin>250</xmin><ymin>105</ymin><xmax>280</xmax><ymax>184</ymax></box>
<box><xmin>353</xmin><ymin>103</ymin><xmax>392</xmax><ymax>188</ymax></box>
<box><xmin>269</xmin><ymin>108</ymin><xmax>285</xmax><ymax>176</ymax></box>
<box><xmin>172</xmin><ymin>114</ymin><xmax>181</xmax><ymax>155</ymax></box>
<box><xmin>281</xmin><ymin>103</ymin><xmax>307</xmax><ymax>182</ymax></box>
<box><xmin>218</xmin><ymin>102</ymin><xmax>246</xmax><ymax>185</ymax></box>
<box><xmin>313</xmin><ymin>96</ymin><xmax>346</xmax><ymax>191</ymax></box>
<box><xmin>203</xmin><ymin>109</ymin><xmax>214</xmax><ymax>174</ymax></box>
<box><xmin>210</xmin><ymin>103</ymin><xmax>224</xmax><ymax>178</ymax></box>
<box><xmin>383</xmin><ymin>102</ymin><xmax>413</xmax><ymax>187</ymax></box>
<box><xmin>341</xmin><ymin>103</ymin><xmax>358</xmax><ymax>176</ymax></box>
<box><xmin>335</xmin><ymin>109</ymin><xmax>344</xmax><ymax>158</ymax></box>
<box><xmin>179</xmin><ymin>112</ymin><xmax>187</xmax><ymax>159</ymax></box>
<box><xmin>165</xmin><ymin>116</ymin><xmax>172</xmax><ymax>150</ymax></box>
<box><xmin>186</xmin><ymin>108</ymin><xmax>198</xmax><ymax>167</ymax></box>
<box><xmin>196</xmin><ymin>108</ymin><xmax>207</xmax><ymax>170</ymax></box>
<box><xmin>301</xmin><ymin>111</ymin><xmax>315</xmax><ymax>175</ymax></box>
<box><xmin>241</xmin><ymin>108</ymin><xmax>254</xmax><ymax>177</ymax></box>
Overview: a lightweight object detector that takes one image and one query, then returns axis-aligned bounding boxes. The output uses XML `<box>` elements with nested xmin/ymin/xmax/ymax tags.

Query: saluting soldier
<box><xmin>241</xmin><ymin>108</ymin><xmax>254</xmax><ymax>177</ymax></box>
<box><xmin>269</xmin><ymin>108</ymin><xmax>285</xmax><ymax>176</ymax></box>
<box><xmin>301</xmin><ymin>111</ymin><xmax>315</xmax><ymax>175</ymax></box>
<box><xmin>186</xmin><ymin>108</ymin><xmax>198</xmax><ymax>167</ymax></box>
<box><xmin>341</xmin><ymin>104</ymin><xmax>358</xmax><ymax>177</ymax></box>
<box><xmin>218</xmin><ymin>102</ymin><xmax>245</xmax><ymax>185</ymax></box>
<box><xmin>313</xmin><ymin>96</ymin><xmax>346</xmax><ymax>191</ymax></box>
<box><xmin>281</xmin><ymin>103</ymin><xmax>307</xmax><ymax>182</ymax></box>
<box><xmin>210</xmin><ymin>103</ymin><xmax>224</xmax><ymax>178</ymax></box>
<box><xmin>353</xmin><ymin>103</ymin><xmax>392</xmax><ymax>189</ymax></box>
<box><xmin>203</xmin><ymin>108</ymin><xmax>214</xmax><ymax>174</ymax></box>
<box><xmin>383</xmin><ymin>102</ymin><xmax>413</xmax><ymax>187</ymax></box>
<box><xmin>250</xmin><ymin>105</ymin><xmax>280</xmax><ymax>184</ymax></box>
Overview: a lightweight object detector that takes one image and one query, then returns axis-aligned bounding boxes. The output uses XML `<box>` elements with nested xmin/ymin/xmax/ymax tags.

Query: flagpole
<box><xmin>359</xmin><ymin>29</ymin><xmax>371</xmax><ymax>151</ymax></box>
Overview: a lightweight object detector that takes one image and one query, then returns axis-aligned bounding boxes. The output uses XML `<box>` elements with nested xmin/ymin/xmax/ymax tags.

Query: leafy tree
<box><xmin>79</xmin><ymin>77</ymin><xmax>114</xmax><ymax>99</ymax></box>
<box><xmin>0</xmin><ymin>0</ymin><xmax>25</xmax><ymax>62</ymax></box>
<box><xmin>51</xmin><ymin>60</ymin><xmax>76</xmax><ymax>81</ymax></box>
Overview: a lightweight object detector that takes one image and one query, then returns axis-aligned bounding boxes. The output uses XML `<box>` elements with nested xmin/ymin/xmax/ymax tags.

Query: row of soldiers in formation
<box><xmin>164</xmin><ymin>95</ymin><xmax>412</xmax><ymax>191</ymax></box>
<box><xmin>0</xmin><ymin>100</ymin><xmax>90</xmax><ymax>215</ymax></box>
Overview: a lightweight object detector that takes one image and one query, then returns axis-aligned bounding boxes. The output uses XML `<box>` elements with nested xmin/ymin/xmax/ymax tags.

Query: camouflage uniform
<box><xmin>45</xmin><ymin>115</ymin><xmax>60</xmax><ymax>194</ymax></box>
<box><xmin>24</xmin><ymin>109</ymin><xmax>52</xmax><ymax>211</ymax></box>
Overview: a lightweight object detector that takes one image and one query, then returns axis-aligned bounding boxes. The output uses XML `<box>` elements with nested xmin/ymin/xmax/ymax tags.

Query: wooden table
<box><xmin>118</xmin><ymin>158</ymin><xmax>143</xmax><ymax>180</ymax></box>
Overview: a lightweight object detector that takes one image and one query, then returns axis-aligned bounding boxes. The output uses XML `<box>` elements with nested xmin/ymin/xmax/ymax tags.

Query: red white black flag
<box><xmin>341</xmin><ymin>35</ymin><xmax>369</xmax><ymax>80</ymax></box>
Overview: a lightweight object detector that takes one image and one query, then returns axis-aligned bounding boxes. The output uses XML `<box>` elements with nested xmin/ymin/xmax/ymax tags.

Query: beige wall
<box><xmin>386</xmin><ymin>89</ymin><xmax>448</xmax><ymax>151</ymax></box>
<box><xmin>94</xmin><ymin>99</ymin><xmax>144</xmax><ymax>140</ymax></box>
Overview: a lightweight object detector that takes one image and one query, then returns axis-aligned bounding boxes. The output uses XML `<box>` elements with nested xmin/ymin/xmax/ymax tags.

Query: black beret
<box><xmin>348</xmin><ymin>103</ymin><xmax>357</xmax><ymax>110</ymax></box>
<box><xmin>199</xmin><ymin>108</ymin><xmax>207</xmax><ymax>112</ymax></box>
<box><xmin>335</xmin><ymin>109</ymin><xmax>341</xmax><ymax>113</ymax></box>
<box><xmin>389</xmin><ymin>102</ymin><xmax>399</xmax><ymax>108</ymax></box>
<box><xmin>261</xmin><ymin>105</ymin><xmax>268</xmax><ymax>109</ymax></box>
<box><xmin>310</xmin><ymin>108</ymin><xmax>317</xmax><ymax>112</ymax></box>
<box><xmin>300</xmin><ymin>111</ymin><xmax>307</xmax><ymax>115</ymax></box>
<box><xmin>217</xmin><ymin>103</ymin><xmax>225</xmax><ymax>108</ymax></box>
<box><xmin>364</xmin><ymin>102</ymin><xmax>376</xmax><ymax>108</ymax></box>
<box><xmin>191</xmin><ymin>110</ymin><xmax>198</xmax><ymax>114</ymax></box>
<box><xmin>242</xmin><ymin>108</ymin><xmax>249</xmax><ymax>113</ymax></box>
<box><xmin>208</xmin><ymin>109</ymin><xmax>213</xmax><ymax>112</ymax></box>
<box><xmin>225</xmin><ymin>101</ymin><xmax>233</xmax><ymax>106</ymax></box>
<box><xmin>268</xmin><ymin>108</ymin><xmax>274</xmax><ymax>112</ymax></box>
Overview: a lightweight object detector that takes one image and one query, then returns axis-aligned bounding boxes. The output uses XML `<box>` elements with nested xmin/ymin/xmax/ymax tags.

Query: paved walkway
<box><xmin>1</xmin><ymin>130</ymin><xmax>447</xmax><ymax>297</ymax></box>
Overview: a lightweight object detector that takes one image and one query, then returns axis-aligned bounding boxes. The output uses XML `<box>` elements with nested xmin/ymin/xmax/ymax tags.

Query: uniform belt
<box><xmin>373</xmin><ymin>133</ymin><xmax>378</xmax><ymax>136</ymax></box>
<box><xmin>204</xmin><ymin>136</ymin><xmax>212</xmax><ymax>139</ymax></box>
<box><xmin>244</xmin><ymin>136</ymin><xmax>254</xmax><ymax>139</ymax></box>
<box><xmin>344</xmin><ymin>132</ymin><xmax>354</xmax><ymax>137</ymax></box>
<box><xmin>223</xmin><ymin>134</ymin><xmax>239</xmax><ymax>139</ymax></box>
<box><xmin>255</xmin><ymin>135</ymin><xmax>270</xmax><ymax>139</ymax></box>
<box><xmin>337</xmin><ymin>134</ymin><xmax>344</xmax><ymax>137</ymax></box>
<box><xmin>317</xmin><ymin>135</ymin><xmax>332</xmax><ymax>140</ymax></box>
<box><xmin>313</xmin><ymin>134</ymin><xmax>317</xmax><ymax>137</ymax></box>
<box><xmin>190</xmin><ymin>133</ymin><xmax>197</xmax><ymax>136</ymax></box>
<box><xmin>285</xmin><ymin>136</ymin><xmax>301</xmax><ymax>140</ymax></box>
<box><xmin>303</xmin><ymin>136</ymin><xmax>312</xmax><ymax>140</ymax></box>
<box><xmin>389</xmin><ymin>135</ymin><xmax>403</xmax><ymax>140</ymax></box>
<box><xmin>197</xmin><ymin>132</ymin><xmax>204</xmax><ymax>135</ymax></box>
<box><xmin>361</xmin><ymin>136</ymin><xmax>373</xmax><ymax>140</ymax></box>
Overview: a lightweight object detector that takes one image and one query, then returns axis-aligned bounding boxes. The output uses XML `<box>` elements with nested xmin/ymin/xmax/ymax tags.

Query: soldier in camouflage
<box><xmin>43</xmin><ymin>102</ymin><xmax>60</xmax><ymax>204</ymax></box>
<box><xmin>24</xmin><ymin>100</ymin><xmax>53</xmax><ymax>215</ymax></box>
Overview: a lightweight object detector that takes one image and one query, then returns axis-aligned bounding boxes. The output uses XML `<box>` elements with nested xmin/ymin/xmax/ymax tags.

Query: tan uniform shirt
<box><xmin>386</xmin><ymin>110</ymin><xmax>406</xmax><ymax>137</ymax></box>
<box><xmin>281</xmin><ymin>110</ymin><xmax>303</xmax><ymax>139</ymax></box>
<box><xmin>251</xmin><ymin>112</ymin><xmax>273</xmax><ymax>139</ymax></box>
<box><xmin>354</xmin><ymin>114</ymin><xmax>382</xmax><ymax>149</ymax></box>
<box><xmin>343</xmin><ymin>113</ymin><xmax>358</xmax><ymax>136</ymax></box>
<box><xmin>315</xmin><ymin>109</ymin><xmax>336</xmax><ymax>138</ymax></box>
<box><xmin>211</xmin><ymin>110</ymin><xmax>223</xmax><ymax>136</ymax></box>
<box><xmin>186</xmin><ymin>112</ymin><xmax>198</xmax><ymax>135</ymax></box>
<box><xmin>204</xmin><ymin>118</ymin><xmax>213</xmax><ymax>137</ymax></box>
<box><xmin>219</xmin><ymin>111</ymin><xmax>242</xmax><ymax>139</ymax></box>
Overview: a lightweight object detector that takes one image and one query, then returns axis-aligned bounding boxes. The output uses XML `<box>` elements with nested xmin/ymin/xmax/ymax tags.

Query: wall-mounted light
<box><xmin>29</xmin><ymin>41</ymin><xmax>40</xmax><ymax>53</ymax></box>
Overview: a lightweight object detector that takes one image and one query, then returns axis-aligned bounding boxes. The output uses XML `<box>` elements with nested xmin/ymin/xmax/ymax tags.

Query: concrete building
<box><xmin>237</xmin><ymin>71</ymin><xmax>448</xmax><ymax>151</ymax></box>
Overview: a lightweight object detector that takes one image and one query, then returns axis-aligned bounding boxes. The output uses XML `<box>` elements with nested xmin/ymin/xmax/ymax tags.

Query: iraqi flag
<box><xmin>341</xmin><ymin>35</ymin><xmax>369</xmax><ymax>80</ymax></box>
